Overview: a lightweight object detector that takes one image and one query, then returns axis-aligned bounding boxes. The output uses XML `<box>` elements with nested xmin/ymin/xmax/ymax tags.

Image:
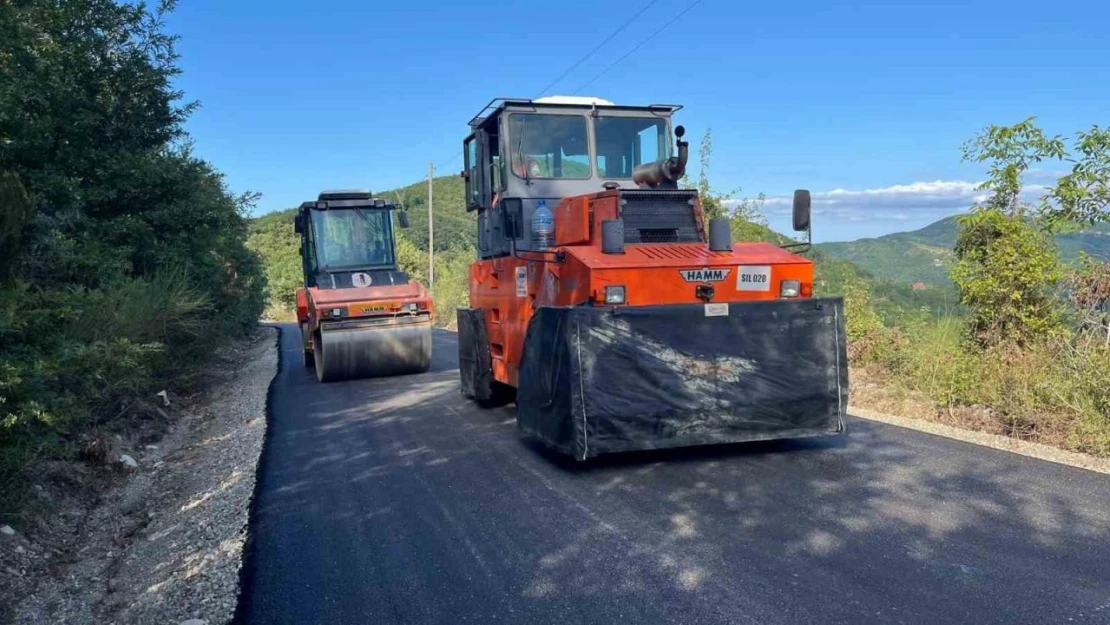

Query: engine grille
<box><xmin>619</xmin><ymin>190</ymin><xmax>701</xmax><ymax>244</ymax></box>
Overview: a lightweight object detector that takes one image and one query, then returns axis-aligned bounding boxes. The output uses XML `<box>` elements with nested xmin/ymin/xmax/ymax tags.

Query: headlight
<box><xmin>330</xmin><ymin>308</ymin><xmax>343</xmax><ymax>317</ymax></box>
<box><xmin>408</xmin><ymin>302</ymin><xmax>419</xmax><ymax>313</ymax></box>
<box><xmin>604</xmin><ymin>285</ymin><xmax>626</xmax><ymax>305</ymax></box>
<box><xmin>780</xmin><ymin>280</ymin><xmax>800</xmax><ymax>298</ymax></box>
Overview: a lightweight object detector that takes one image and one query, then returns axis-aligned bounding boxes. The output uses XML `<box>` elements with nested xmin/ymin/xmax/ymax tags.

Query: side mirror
<box><xmin>501</xmin><ymin>198</ymin><xmax>524</xmax><ymax>240</ymax></box>
<box><xmin>792</xmin><ymin>189</ymin><xmax>811</xmax><ymax>232</ymax></box>
<box><xmin>397</xmin><ymin>210</ymin><xmax>410</xmax><ymax>229</ymax></box>
<box><xmin>294</xmin><ymin>213</ymin><xmax>304</xmax><ymax>234</ymax></box>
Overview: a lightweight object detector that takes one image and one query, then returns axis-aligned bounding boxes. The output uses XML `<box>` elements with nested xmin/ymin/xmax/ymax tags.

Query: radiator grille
<box><xmin>619</xmin><ymin>190</ymin><xmax>701</xmax><ymax>244</ymax></box>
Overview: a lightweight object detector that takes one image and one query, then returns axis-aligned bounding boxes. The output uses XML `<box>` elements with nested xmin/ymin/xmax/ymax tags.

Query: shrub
<box><xmin>0</xmin><ymin>1</ymin><xmax>265</xmax><ymax>509</ymax></box>
<box><xmin>247</xmin><ymin>210</ymin><xmax>302</xmax><ymax>313</ymax></box>
<box><xmin>887</xmin><ymin>318</ymin><xmax>1110</xmax><ymax>455</ymax></box>
<box><xmin>1068</xmin><ymin>254</ymin><xmax>1110</xmax><ymax>344</ymax></box>
<box><xmin>951</xmin><ymin>209</ymin><xmax>1063</xmax><ymax>347</ymax></box>
<box><xmin>431</xmin><ymin>248</ymin><xmax>474</xmax><ymax>328</ymax></box>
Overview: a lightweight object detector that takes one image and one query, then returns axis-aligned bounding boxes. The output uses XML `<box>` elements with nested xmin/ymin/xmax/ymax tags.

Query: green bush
<box><xmin>396</xmin><ymin>231</ymin><xmax>429</xmax><ymax>284</ymax></box>
<box><xmin>0</xmin><ymin>1</ymin><xmax>265</xmax><ymax>509</ymax></box>
<box><xmin>431</xmin><ymin>248</ymin><xmax>474</xmax><ymax>328</ymax></box>
<box><xmin>952</xmin><ymin>209</ymin><xmax>1063</xmax><ymax>347</ymax></box>
<box><xmin>247</xmin><ymin>210</ymin><xmax>302</xmax><ymax>314</ymax></box>
<box><xmin>0</xmin><ymin>270</ymin><xmax>236</xmax><ymax>499</ymax></box>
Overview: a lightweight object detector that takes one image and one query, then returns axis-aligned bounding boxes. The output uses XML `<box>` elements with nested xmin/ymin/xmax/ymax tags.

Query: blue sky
<box><xmin>165</xmin><ymin>0</ymin><xmax>1109</xmax><ymax>242</ymax></box>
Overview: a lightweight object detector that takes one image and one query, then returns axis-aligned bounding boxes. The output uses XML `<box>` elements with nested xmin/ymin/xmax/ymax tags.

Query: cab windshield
<box><xmin>311</xmin><ymin>208</ymin><xmax>395</xmax><ymax>269</ymax></box>
<box><xmin>595</xmin><ymin>116</ymin><xmax>670</xmax><ymax>178</ymax></box>
<box><xmin>508</xmin><ymin>114</ymin><xmax>590</xmax><ymax>179</ymax></box>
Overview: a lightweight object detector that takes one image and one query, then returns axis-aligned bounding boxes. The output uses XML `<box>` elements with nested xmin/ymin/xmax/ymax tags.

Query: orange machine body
<box><xmin>296</xmin><ymin>281</ymin><xmax>433</xmax><ymax>350</ymax></box>
<box><xmin>469</xmin><ymin>189</ymin><xmax>815</xmax><ymax>388</ymax></box>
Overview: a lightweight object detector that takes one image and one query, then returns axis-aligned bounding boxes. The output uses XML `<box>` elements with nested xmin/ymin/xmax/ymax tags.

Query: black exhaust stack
<box><xmin>601</xmin><ymin>219</ymin><xmax>625</xmax><ymax>254</ymax></box>
<box><xmin>632</xmin><ymin>125</ymin><xmax>689</xmax><ymax>189</ymax></box>
<box><xmin>708</xmin><ymin>217</ymin><xmax>732</xmax><ymax>251</ymax></box>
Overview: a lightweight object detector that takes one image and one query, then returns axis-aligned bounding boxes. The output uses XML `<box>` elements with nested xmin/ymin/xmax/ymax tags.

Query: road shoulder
<box><xmin>5</xmin><ymin>327</ymin><xmax>278</xmax><ymax>625</ymax></box>
<box><xmin>851</xmin><ymin>404</ymin><xmax>1110</xmax><ymax>475</ymax></box>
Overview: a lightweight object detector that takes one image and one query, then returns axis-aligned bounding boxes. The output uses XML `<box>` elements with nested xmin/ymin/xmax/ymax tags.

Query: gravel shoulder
<box><xmin>3</xmin><ymin>327</ymin><xmax>278</xmax><ymax>625</ymax></box>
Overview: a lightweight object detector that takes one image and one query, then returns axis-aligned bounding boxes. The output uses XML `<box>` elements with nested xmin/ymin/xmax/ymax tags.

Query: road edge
<box><xmin>850</xmin><ymin>404</ymin><xmax>1110</xmax><ymax>475</ymax></box>
<box><xmin>231</xmin><ymin>323</ymin><xmax>284</xmax><ymax>624</ymax></box>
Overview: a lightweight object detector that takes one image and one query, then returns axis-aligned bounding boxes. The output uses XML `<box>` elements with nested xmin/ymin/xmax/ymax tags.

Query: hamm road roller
<box><xmin>295</xmin><ymin>190</ymin><xmax>433</xmax><ymax>382</ymax></box>
<box><xmin>456</xmin><ymin>97</ymin><xmax>848</xmax><ymax>459</ymax></box>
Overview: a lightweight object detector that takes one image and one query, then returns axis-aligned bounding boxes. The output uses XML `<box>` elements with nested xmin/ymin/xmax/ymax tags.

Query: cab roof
<box><xmin>468</xmin><ymin>97</ymin><xmax>682</xmax><ymax>129</ymax></box>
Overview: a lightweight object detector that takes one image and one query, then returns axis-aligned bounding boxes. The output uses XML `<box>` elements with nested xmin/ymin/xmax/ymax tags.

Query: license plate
<box><xmin>350</xmin><ymin>302</ymin><xmax>399</xmax><ymax>315</ymax></box>
<box><xmin>736</xmin><ymin>266</ymin><xmax>771</xmax><ymax>291</ymax></box>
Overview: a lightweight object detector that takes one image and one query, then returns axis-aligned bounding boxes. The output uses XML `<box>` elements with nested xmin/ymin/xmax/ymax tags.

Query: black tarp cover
<box><xmin>516</xmin><ymin>299</ymin><xmax>848</xmax><ymax>459</ymax></box>
<box><xmin>457</xmin><ymin>308</ymin><xmax>494</xmax><ymax>402</ymax></box>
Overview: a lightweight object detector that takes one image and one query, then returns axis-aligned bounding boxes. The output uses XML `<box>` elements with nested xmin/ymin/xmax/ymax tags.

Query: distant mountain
<box><xmin>817</xmin><ymin>216</ymin><xmax>1110</xmax><ymax>286</ymax></box>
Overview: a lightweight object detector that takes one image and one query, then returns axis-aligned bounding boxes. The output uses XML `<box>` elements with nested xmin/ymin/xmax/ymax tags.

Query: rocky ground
<box><xmin>1</xmin><ymin>328</ymin><xmax>277</xmax><ymax>625</ymax></box>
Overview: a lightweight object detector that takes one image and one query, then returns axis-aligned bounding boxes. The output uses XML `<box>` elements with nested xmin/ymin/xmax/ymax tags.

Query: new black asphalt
<box><xmin>236</xmin><ymin>325</ymin><xmax>1110</xmax><ymax>624</ymax></box>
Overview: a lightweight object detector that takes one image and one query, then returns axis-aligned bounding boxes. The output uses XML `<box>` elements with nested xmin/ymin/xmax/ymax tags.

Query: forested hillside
<box><xmin>818</xmin><ymin>216</ymin><xmax>1110</xmax><ymax>286</ymax></box>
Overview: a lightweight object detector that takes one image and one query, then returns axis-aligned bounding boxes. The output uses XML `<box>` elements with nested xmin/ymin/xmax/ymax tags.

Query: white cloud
<box><xmin>732</xmin><ymin>179</ymin><xmax>1047</xmax><ymax>224</ymax></box>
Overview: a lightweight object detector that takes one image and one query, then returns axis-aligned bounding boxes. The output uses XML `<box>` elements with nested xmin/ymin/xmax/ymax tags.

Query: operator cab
<box><xmin>294</xmin><ymin>189</ymin><xmax>412</xmax><ymax>289</ymax></box>
<box><xmin>462</xmin><ymin>97</ymin><xmax>687</xmax><ymax>259</ymax></box>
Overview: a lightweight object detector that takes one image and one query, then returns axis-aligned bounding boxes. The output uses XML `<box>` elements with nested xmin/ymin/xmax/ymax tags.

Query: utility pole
<box><xmin>427</xmin><ymin>162</ymin><xmax>434</xmax><ymax>291</ymax></box>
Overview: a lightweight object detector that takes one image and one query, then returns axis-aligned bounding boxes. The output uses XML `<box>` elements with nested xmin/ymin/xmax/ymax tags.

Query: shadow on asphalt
<box><xmin>522</xmin><ymin>434</ymin><xmax>851</xmax><ymax>472</ymax></box>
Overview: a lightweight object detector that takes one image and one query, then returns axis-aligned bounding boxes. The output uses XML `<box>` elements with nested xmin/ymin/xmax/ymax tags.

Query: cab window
<box><xmin>508</xmin><ymin>114</ymin><xmax>590</xmax><ymax>179</ymax></box>
<box><xmin>595</xmin><ymin>116</ymin><xmax>669</xmax><ymax>178</ymax></box>
<box><xmin>464</xmin><ymin>135</ymin><xmax>479</xmax><ymax>207</ymax></box>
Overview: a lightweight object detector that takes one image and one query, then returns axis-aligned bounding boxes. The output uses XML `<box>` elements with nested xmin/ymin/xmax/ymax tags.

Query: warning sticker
<box><xmin>704</xmin><ymin>303</ymin><xmax>729</xmax><ymax>317</ymax></box>
<box><xmin>352</xmin><ymin>272</ymin><xmax>373</xmax><ymax>287</ymax></box>
<box><xmin>516</xmin><ymin>266</ymin><xmax>527</xmax><ymax>297</ymax></box>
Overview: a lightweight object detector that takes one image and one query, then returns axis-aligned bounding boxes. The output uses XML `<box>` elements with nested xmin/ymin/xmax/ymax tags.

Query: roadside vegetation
<box><xmin>850</xmin><ymin>119</ymin><xmax>1110</xmax><ymax>455</ymax></box>
<box><xmin>0</xmin><ymin>1</ymin><xmax>265</xmax><ymax>511</ymax></box>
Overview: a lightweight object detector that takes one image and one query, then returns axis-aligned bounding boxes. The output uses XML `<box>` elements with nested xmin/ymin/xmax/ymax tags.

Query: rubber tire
<box><xmin>477</xmin><ymin>381</ymin><xmax>516</xmax><ymax>408</ymax></box>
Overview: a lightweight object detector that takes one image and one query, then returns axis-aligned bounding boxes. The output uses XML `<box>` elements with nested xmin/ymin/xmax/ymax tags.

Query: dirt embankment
<box><xmin>1</xmin><ymin>328</ymin><xmax>277</xmax><ymax>625</ymax></box>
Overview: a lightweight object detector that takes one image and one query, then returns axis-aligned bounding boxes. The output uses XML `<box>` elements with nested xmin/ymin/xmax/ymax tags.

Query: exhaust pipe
<box><xmin>632</xmin><ymin>125</ymin><xmax>689</xmax><ymax>189</ymax></box>
<box><xmin>708</xmin><ymin>217</ymin><xmax>731</xmax><ymax>251</ymax></box>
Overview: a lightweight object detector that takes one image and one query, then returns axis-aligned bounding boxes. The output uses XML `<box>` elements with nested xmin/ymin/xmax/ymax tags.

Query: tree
<box><xmin>682</xmin><ymin>128</ymin><xmax>768</xmax><ymax>228</ymax></box>
<box><xmin>961</xmin><ymin>118</ymin><xmax>1110</xmax><ymax>229</ymax></box>
<box><xmin>1</xmin><ymin>0</ymin><xmax>264</xmax><ymax>505</ymax></box>
<box><xmin>0</xmin><ymin>172</ymin><xmax>33</xmax><ymax>279</ymax></box>
<box><xmin>951</xmin><ymin>209</ymin><xmax>1062</xmax><ymax>346</ymax></box>
<box><xmin>247</xmin><ymin>209</ymin><xmax>301</xmax><ymax>311</ymax></box>
<box><xmin>955</xmin><ymin>119</ymin><xmax>1064</xmax><ymax>347</ymax></box>
<box><xmin>1044</xmin><ymin>126</ymin><xmax>1110</xmax><ymax>228</ymax></box>
<box><xmin>960</xmin><ymin>117</ymin><xmax>1066</xmax><ymax>218</ymax></box>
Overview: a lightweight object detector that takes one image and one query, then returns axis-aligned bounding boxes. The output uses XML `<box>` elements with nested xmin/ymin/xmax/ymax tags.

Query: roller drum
<box><xmin>313</xmin><ymin>320</ymin><xmax>432</xmax><ymax>382</ymax></box>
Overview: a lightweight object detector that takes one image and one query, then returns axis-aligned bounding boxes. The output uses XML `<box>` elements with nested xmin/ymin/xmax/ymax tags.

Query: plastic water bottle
<box><xmin>532</xmin><ymin>200</ymin><xmax>554</xmax><ymax>250</ymax></box>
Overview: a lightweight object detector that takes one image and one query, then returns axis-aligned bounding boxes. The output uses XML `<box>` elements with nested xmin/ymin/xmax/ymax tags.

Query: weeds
<box><xmin>863</xmin><ymin>314</ymin><xmax>1110</xmax><ymax>456</ymax></box>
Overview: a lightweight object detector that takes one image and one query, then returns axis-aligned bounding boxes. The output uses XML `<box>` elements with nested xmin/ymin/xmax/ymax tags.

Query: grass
<box><xmin>861</xmin><ymin>316</ymin><xmax>1110</xmax><ymax>457</ymax></box>
<box><xmin>0</xmin><ymin>271</ymin><xmax>234</xmax><ymax>512</ymax></box>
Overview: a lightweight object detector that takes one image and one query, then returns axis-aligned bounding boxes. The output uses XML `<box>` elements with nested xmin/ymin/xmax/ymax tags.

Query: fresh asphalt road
<box><xmin>236</xmin><ymin>325</ymin><xmax>1110</xmax><ymax>624</ymax></box>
